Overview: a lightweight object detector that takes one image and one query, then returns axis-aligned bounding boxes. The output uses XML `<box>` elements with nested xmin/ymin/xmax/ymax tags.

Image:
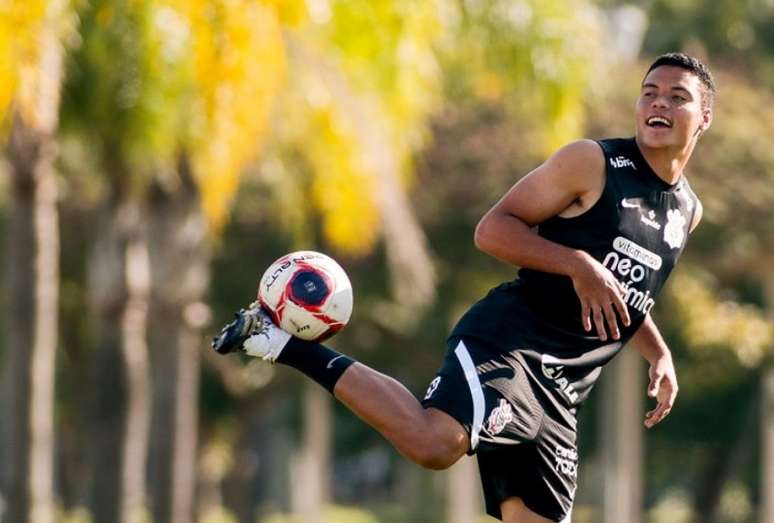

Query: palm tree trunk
<box><xmin>120</xmin><ymin>223</ymin><xmax>152</xmax><ymax>523</ymax></box>
<box><xmin>447</xmin><ymin>456</ymin><xmax>481</xmax><ymax>523</ymax></box>
<box><xmin>2</xmin><ymin>5</ymin><xmax>67</xmax><ymax>519</ymax></box>
<box><xmin>601</xmin><ymin>348</ymin><xmax>643</xmax><ymax>523</ymax></box>
<box><xmin>762</xmin><ymin>282</ymin><xmax>774</xmax><ymax>523</ymax></box>
<box><xmin>2</xmin><ymin>4</ymin><xmax>66</xmax><ymax>509</ymax></box>
<box><xmin>1</xmin><ymin>3</ymin><xmax>65</xmax><ymax>519</ymax></box>
<box><xmin>147</xmin><ymin>155</ymin><xmax>210</xmax><ymax>523</ymax></box>
<box><xmin>88</xmin><ymin>196</ymin><xmax>152</xmax><ymax>523</ymax></box>
<box><xmin>290</xmin><ymin>385</ymin><xmax>331</xmax><ymax>523</ymax></box>
<box><xmin>3</xmin><ymin>111</ymin><xmax>59</xmax><ymax>523</ymax></box>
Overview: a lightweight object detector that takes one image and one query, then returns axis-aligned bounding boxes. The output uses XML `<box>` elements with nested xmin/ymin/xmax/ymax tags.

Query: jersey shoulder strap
<box><xmin>594</xmin><ymin>137</ymin><xmax>637</xmax><ymax>167</ymax></box>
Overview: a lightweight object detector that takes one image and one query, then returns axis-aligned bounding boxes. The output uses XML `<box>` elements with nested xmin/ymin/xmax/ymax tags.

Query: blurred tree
<box><xmin>0</xmin><ymin>1</ymin><xmax>73</xmax><ymax>522</ymax></box>
<box><xmin>147</xmin><ymin>2</ymin><xmax>287</xmax><ymax>521</ymax></box>
<box><xmin>62</xmin><ymin>0</ymin><xmax>286</xmax><ymax>521</ymax></box>
<box><xmin>440</xmin><ymin>0</ymin><xmax>603</xmax><ymax>154</ymax></box>
<box><xmin>271</xmin><ymin>0</ymin><xmax>444</xmax><ymax>319</ymax></box>
<box><xmin>643</xmin><ymin>0</ymin><xmax>774</xmax><ymax>84</ymax></box>
<box><xmin>61</xmin><ymin>0</ymin><xmax>187</xmax><ymax>519</ymax></box>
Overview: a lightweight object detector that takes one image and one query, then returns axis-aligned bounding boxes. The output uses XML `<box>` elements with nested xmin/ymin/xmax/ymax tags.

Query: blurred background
<box><xmin>1</xmin><ymin>0</ymin><xmax>773</xmax><ymax>522</ymax></box>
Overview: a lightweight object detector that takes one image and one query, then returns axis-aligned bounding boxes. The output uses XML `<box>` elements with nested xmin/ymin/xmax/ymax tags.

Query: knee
<box><xmin>408</xmin><ymin>441</ymin><xmax>458</xmax><ymax>470</ymax></box>
<box><xmin>406</xmin><ymin>430</ymin><xmax>468</xmax><ymax>470</ymax></box>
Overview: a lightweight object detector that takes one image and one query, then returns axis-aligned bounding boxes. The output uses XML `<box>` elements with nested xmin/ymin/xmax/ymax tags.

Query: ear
<box><xmin>700</xmin><ymin>108</ymin><xmax>713</xmax><ymax>132</ymax></box>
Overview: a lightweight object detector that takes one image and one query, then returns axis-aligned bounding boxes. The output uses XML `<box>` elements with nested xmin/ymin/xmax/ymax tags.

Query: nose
<box><xmin>650</xmin><ymin>94</ymin><xmax>669</xmax><ymax>109</ymax></box>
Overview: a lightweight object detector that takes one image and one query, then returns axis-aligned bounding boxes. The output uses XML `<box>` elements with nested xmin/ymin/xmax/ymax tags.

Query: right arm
<box><xmin>474</xmin><ymin>139</ymin><xmax>631</xmax><ymax>340</ymax></box>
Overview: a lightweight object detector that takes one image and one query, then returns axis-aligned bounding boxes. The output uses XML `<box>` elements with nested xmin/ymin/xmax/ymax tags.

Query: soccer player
<box><xmin>213</xmin><ymin>52</ymin><xmax>714</xmax><ymax>522</ymax></box>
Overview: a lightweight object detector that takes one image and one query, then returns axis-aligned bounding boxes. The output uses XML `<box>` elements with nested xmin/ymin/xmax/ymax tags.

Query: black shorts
<box><xmin>421</xmin><ymin>336</ymin><xmax>577</xmax><ymax>522</ymax></box>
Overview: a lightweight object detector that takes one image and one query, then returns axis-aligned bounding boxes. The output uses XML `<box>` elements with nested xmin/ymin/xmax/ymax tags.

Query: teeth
<box><xmin>647</xmin><ymin>116</ymin><xmax>671</xmax><ymax>127</ymax></box>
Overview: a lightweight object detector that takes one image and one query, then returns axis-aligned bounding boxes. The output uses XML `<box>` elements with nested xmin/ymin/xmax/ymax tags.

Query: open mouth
<box><xmin>646</xmin><ymin>116</ymin><xmax>672</xmax><ymax>128</ymax></box>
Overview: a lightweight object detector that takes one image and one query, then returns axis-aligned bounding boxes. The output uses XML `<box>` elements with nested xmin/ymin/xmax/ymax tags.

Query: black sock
<box><xmin>275</xmin><ymin>337</ymin><xmax>355</xmax><ymax>394</ymax></box>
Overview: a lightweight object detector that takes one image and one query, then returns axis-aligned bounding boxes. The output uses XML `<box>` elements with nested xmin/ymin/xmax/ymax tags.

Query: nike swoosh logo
<box><xmin>327</xmin><ymin>355</ymin><xmax>344</xmax><ymax>369</ymax></box>
<box><xmin>621</xmin><ymin>198</ymin><xmax>641</xmax><ymax>209</ymax></box>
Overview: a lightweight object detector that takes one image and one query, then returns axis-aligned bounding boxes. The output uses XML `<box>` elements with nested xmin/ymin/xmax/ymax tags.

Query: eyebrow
<box><xmin>641</xmin><ymin>82</ymin><xmax>693</xmax><ymax>96</ymax></box>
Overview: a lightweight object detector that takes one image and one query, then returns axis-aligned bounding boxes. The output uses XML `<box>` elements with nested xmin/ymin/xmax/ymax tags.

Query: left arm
<box><xmin>631</xmin><ymin>195</ymin><xmax>699</xmax><ymax>427</ymax></box>
<box><xmin>690</xmin><ymin>198</ymin><xmax>703</xmax><ymax>232</ymax></box>
<box><xmin>629</xmin><ymin>313</ymin><xmax>678</xmax><ymax>428</ymax></box>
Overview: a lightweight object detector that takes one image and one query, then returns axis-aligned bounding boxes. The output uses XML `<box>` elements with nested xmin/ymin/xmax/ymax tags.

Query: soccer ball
<box><xmin>258</xmin><ymin>251</ymin><xmax>353</xmax><ymax>341</ymax></box>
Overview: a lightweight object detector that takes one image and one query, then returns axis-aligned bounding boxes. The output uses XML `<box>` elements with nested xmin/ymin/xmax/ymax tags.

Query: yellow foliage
<box><xmin>161</xmin><ymin>0</ymin><xmax>287</xmax><ymax>231</ymax></box>
<box><xmin>270</xmin><ymin>0</ymin><xmax>306</xmax><ymax>26</ymax></box>
<box><xmin>474</xmin><ymin>72</ymin><xmax>505</xmax><ymax>101</ymax></box>
<box><xmin>264</xmin><ymin>0</ymin><xmax>444</xmax><ymax>255</ymax></box>
<box><xmin>307</xmin><ymin>107</ymin><xmax>379</xmax><ymax>256</ymax></box>
<box><xmin>0</xmin><ymin>0</ymin><xmax>47</xmax><ymax>129</ymax></box>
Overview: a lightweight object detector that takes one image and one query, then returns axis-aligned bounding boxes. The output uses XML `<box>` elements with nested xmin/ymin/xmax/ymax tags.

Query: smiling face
<box><xmin>635</xmin><ymin>65</ymin><xmax>712</xmax><ymax>150</ymax></box>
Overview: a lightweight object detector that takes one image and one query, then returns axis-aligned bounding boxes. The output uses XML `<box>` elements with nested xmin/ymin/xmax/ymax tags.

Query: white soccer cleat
<box><xmin>212</xmin><ymin>304</ymin><xmax>291</xmax><ymax>362</ymax></box>
<box><xmin>242</xmin><ymin>308</ymin><xmax>292</xmax><ymax>362</ymax></box>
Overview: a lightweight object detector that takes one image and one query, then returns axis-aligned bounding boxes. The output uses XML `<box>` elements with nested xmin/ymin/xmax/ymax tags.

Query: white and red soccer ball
<box><xmin>258</xmin><ymin>251</ymin><xmax>353</xmax><ymax>341</ymax></box>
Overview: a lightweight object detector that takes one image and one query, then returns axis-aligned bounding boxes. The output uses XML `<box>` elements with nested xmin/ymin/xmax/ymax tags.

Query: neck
<box><xmin>634</xmin><ymin>136</ymin><xmax>696</xmax><ymax>185</ymax></box>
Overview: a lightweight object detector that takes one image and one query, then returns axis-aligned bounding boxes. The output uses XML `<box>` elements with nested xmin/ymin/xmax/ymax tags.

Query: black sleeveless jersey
<box><xmin>451</xmin><ymin>137</ymin><xmax>699</xmax><ymax>409</ymax></box>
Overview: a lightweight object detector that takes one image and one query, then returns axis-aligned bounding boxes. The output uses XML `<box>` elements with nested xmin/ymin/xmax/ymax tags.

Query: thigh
<box><xmin>422</xmin><ymin>336</ymin><xmax>542</xmax><ymax>451</ymax></box>
<box><xmin>500</xmin><ymin>497</ymin><xmax>556</xmax><ymax>523</ymax></box>
<box><xmin>421</xmin><ymin>337</ymin><xmax>480</xmax><ymax>448</ymax></box>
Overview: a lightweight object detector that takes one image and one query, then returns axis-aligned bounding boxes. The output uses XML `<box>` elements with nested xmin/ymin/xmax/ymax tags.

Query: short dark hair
<box><xmin>645</xmin><ymin>52</ymin><xmax>716</xmax><ymax>110</ymax></box>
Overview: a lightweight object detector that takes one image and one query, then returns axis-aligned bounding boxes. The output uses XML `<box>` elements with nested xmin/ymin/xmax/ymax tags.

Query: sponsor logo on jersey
<box><xmin>486</xmin><ymin>399</ymin><xmax>513</xmax><ymax>436</ymax></box>
<box><xmin>640</xmin><ymin>210</ymin><xmax>662</xmax><ymax>230</ymax></box>
<box><xmin>554</xmin><ymin>444</ymin><xmax>578</xmax><ymax>478</ymax></box>
<box><xmin>618</xmin><ymin>282</ymin><xmax>655</xmax><ymax>314</ymax></box>
<box><xmin>603</xmin><ymin>237</ymin><xmax>662</xmax><ymax>314</ymax></box>
<box><xmin>542</xmin><ymin>354</ymin><xmax>579</xmax><ymax>403</ymax></box>
<box><xmin>621</xmin><ymin>198</ymin><xmax>663</xmax><ymax>230</ymax></box>
<box><xmin>611</xmin><ymin>237</ymin><xmax>662</xmax><ymax>270</ymax></box>
<box><xmin>423</xmin><ymin>376</ymin><xmax>441</xmax><ymax>400</ymax></box>
<box><xmin>610</xmin><ymin>156</ymin><xmax>637</xmax><ymax>170</ymax></box>
<box><xmin>663</xmin><ymin>209</ymin><xmax>686</xmax><ymax>249</ymax></box>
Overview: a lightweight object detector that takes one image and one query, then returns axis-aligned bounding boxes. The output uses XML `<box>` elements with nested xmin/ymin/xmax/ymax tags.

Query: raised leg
<box><xmin>212</xmin><ymin>307</ymin><xmax>470</xmax><ymax>470</ymax></box>
<box><xmin>334</xmin><ymin>362</ymin><xmax>470</xmax><ymax>470</ymax></box>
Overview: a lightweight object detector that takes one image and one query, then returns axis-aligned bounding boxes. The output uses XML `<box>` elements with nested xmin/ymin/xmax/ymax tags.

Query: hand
<box><xmin>569</xmin><ymin>252</ymin><xmax>631</xmax><ymax>341</ymax></box>
<box><xmin>644</xmin><ymin>355</ymin><xmax>678</xmax><ymax>428</ymax></box>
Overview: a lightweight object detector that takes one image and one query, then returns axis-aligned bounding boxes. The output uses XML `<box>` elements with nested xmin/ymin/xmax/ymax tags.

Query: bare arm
<box><xmin>629</xmin><ymin>314</ymin><xmax>678</xmax><ymax>428</ymax></box>
<box><xmin>474</xmin><ymin>140</ymin><xmax>600</xmax><ymax>273</ymax></box>
<box><xmin>474</xmin><ymin>139</ymin><xmax>631</xmax><ymax>340</ymax></box>
<box><xmin>690</xmin><ymin>198</ymin><xmax>703</xmax><ymax>232</ymax></box>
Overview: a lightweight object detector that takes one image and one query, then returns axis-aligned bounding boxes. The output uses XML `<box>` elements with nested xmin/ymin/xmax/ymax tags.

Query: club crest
<box><xmin>663</xmin><ymin>209</ymin><xmax>686</xmax><ymax>249</ymax></box>
<box><xmin>486</xmin><ymin>399</ymin><xmax>514</xmax><ymax>436</ymax></box>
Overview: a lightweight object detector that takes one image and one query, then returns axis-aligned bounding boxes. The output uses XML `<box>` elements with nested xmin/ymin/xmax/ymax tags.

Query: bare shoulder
<box><xmin>488</xmin><ymin>139</ymin><xmax>607</xmax><ymax>225</ymax></box>
<box><xmin>550</xmin><ymin>139</ymin><xmax>605</xmax><ymax>165</ymax></box>
<box><xmin>541</xmin><ymin>139</ymin><xmax>606</xmax><ymax>197</ymax></box>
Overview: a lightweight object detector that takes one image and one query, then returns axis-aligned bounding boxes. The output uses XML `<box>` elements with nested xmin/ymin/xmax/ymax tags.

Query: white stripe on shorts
<box><xmin>454</xmin><ymin>340</ymin><xmax>485</xmax><ymax>451</ymax></box>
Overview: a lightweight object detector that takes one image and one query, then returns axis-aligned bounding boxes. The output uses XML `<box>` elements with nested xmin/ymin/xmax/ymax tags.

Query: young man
<box><xmin>213</xmin><ymin>53</ymin><xmax>715</xmax><ymax>522</ymax></box>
